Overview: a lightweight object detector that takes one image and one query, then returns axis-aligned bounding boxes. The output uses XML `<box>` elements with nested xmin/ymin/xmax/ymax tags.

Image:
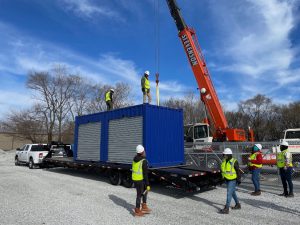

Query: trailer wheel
<box><xmin>121</xmin><ymin>171</ymin><xmax>134</xmax><ymax>188</ymax></box>
<box><xmin>207</xmin><ymin>156</ymin><xmax>221</xmax><ymax>169</ymax></box>
<box><xmin>109</xmin><ymin>170</ymin><xmax>121</xmax><ymax>185</ymax></box>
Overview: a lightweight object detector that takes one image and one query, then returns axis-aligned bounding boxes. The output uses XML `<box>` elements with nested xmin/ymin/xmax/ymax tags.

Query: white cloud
<box><xmin>59</xmin><ymin>0</ymin><xmax>122</xmax><ymax>21</ymax></box>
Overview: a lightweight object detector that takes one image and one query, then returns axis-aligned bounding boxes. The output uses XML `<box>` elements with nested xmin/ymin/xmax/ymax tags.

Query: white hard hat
<box><xmin>223</xmin><ymin>148</ymin><xmax>232</xmax><ymax>155</ymax></box>
<box><xmin>253</xmin><ymin>143</ymin><xmax>262</xmax><ymax>151</ymax></box>
<box><xmin>110</xmin><ymin>89</ymin><xmax>114</xmax><ymax>93</ymax></box>
<box><xmin>136</xmin><ymin>145</ymin><xmax>145</xmax><ymax>154</ymax></box>
<box><xmin>144</xmin><ymin>70</ymin><xmax>150</xmax><ymax>76</ymax></box>
<box><xmin>280</xmin><ymin>141</ymin><xmax>289</xmax><ymax>147</ymax></box>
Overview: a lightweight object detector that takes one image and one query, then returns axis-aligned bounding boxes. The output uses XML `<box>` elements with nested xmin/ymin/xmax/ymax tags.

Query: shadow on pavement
<box><xmin>240</xmin><ymin>198</ymin><xmax>300</xmax><ymax>216</ymax></box>
<box><xmin>109</xmin><ymin>194</ymin><xmax>135</xmax><ymax>216</ymax></box>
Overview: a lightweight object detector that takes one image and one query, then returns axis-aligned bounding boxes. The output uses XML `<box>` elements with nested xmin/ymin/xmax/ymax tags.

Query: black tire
<box><xmin>121</xmin><ymin>171</ymin><xmax>134</xmax><ymax>188</ymax></box>
<box><xmin>109</xmin><ymin>170</ymin><xmax>121</xmax><ymax>185</ymax></box>
<box><xmin>15</xmin><ymin>157</ymin><xmax>19</xmax><ymax>166</ymax></box>
<box><xmin>29</xmin><ymin>158</ymin><xmax>34</xmax><ymax>169</ymax></box>
<box><xmin>207</xmin><ymin>156</ymin><xmax>221</xmax><ymax>169</ymax></box>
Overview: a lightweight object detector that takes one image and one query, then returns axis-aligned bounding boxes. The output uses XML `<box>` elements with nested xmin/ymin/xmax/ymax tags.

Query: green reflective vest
<box><xmin>105</xmin><ymin>91</ymin><xmax>111</xmax><ymax>102</ymax></box>
<box><xmin>144</xmin><ymin>78</ymin><xmax>150</xmax><ymax>89</ymax></box>
<box><xmin>132</xmin><ymin>159</ymin><xmax>145</xmax><ymax>181</ymax></box>
<box><xmin>249</xmin><ymin>152</ymin><xmax>262</xmax><ymax>168</ymax></box>
<box><xmin>277</xmin><ymin>149</ymin><xmax>293</xmax><ymax>168</ymax></box>
<box><xmin>221</xmin><ymin>158</ymin><xmax>237</xmax><ymax>180</ymax></box>
<box><xmin>141</xmin><ymin>76</ymin><xmax>150</xmax><ymax>90</ymax></box>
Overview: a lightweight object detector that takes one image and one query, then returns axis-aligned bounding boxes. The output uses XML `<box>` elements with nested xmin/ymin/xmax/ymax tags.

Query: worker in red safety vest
<box><xmin>248</xmin><ymin>143</ymin><xmax>263</xmax><ymax>196</ymax></box>
<box><xmin>132</xmin><ymin>145</ymin><xmax>151</xmax><ymax>217</ymax></box>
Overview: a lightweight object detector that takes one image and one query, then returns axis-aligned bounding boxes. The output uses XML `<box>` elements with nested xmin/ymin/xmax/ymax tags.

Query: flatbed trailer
<box><xmin>43</xmin><ymin>157</ymin><xmax>222</xmax><ymax>192</ymax></box>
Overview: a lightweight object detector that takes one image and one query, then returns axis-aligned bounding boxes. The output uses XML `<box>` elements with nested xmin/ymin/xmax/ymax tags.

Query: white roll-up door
<box><xmin>77</xmin><ymin>122</ymin><xmax>101</xmax><ymax>161</ymax></box>
<box><xmin>108</xmin><ymin>117</ymin><xmax>143</xmax><ymax>164</ymax></box>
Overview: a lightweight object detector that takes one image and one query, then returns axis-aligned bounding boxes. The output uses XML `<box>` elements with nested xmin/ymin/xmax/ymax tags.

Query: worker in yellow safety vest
<box><xmin>132</xmin><ymin>145</ymin><xmax>151</xmax><ymax>217</ymax></box>
<box><xmin>105</xmin><ymin>89</ymin><xmax>114</xmax><ymax>111</ymax></box>
<box><xmin>141</xmin><ymin>71</ymin><xmax>151</xmax><ymax>104</ymax></box>
<box><xmin>248</xmin><ymin>143</ymin><xmax>263</xmax><ymax>196</ymax></box>
<box><xmin>220</xmin><ymin>148</ymin><xmax>241</xmax><ymax>214</ymax></box>
<box><xmin>277</xmin><ymin>141</ymin><xmax>294</xmax><ymax>197</ymax></box>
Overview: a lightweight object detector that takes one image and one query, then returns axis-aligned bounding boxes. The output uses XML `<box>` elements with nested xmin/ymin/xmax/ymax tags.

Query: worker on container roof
<box><xmin>248</xmin><ymin>143</ymin><xmax>263</xmax><ymax>196</ymax></box>
<box><xmin>141</xmin><ymin>71</ymin><xmax>152</xmax><ymax>104</ymax></box>
<box><xmin>219</xmin><ymin>148</ymin><xmax>241</xmax><ymax>214</ymax></box>
<box><xmin>105</xmin><ymin>88</ymin><xmax>114</xmax><ymax>111</ymax></box>
<box><xmin>277</xmin><ymin>141</ymin><xmax>294</xmax><ymax>197</ymax></box>
<box><xmin>132</xmin><ymin>145</ymin><xmax>151</xmax><ymax>217</ymax></box>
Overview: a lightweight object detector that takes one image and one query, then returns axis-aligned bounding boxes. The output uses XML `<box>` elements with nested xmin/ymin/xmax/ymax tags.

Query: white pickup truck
<box><xmin>15</xmin><ymin>144</ymin><xmax>49</xmax><ymax>169</ymax></box>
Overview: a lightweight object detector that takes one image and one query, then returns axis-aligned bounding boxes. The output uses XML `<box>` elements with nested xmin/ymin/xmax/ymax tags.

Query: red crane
<box><xmin>166</xmin><ymin>0</ymin><xmax>254</xmax><ymax>142</ymax></box>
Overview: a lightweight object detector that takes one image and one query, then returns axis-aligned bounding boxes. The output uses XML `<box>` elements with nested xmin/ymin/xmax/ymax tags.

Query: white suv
<box><xmin>15</xmin><ymin>144</ymin><xmax>49</xmax><ymax>169</ymax></box>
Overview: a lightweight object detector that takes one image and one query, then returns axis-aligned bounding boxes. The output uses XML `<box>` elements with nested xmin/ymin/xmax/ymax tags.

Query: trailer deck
<box><xmin>44</xmin><ymin>157</ymin><xmax>222</xmax><ymax>192</ymax></box>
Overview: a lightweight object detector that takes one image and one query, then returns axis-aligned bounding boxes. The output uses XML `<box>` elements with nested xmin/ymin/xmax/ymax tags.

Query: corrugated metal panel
<box><xmin>77</xmin><ymin>122</ymin><xmax>101</xmax><ymax>161</ymax></box>
<box><xmin>108</xmin><ymin>116</ymin><xmax>143</xmax><ymax>164</ymax></box>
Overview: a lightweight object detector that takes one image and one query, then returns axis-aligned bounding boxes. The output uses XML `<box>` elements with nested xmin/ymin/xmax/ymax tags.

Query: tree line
<box><xmin>1</xmin><ymin>65</ymin><xmax>299</xmax><ymax>142</ymax></box>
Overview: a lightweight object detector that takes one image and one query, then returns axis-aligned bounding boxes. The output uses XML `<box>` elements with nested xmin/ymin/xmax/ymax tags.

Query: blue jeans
<box><xmin>251</xmin><ymin>168</ymin><xmax>261</xmax><ymax>192</ymax></box>
<box><xmin>279</xmin><ymin>167</ymin><xmax>293</xmax><ymax>195</ymax></box>
<box><xmin>226</xmin><ymin>180</ymin><xmax>239</xmax><ymax>207</ymax></box>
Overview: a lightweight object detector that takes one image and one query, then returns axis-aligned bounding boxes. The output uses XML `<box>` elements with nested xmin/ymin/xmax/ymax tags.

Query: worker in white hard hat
<box><xmin>105</xmin><ymin>88</ymin><xmax>115</xmax><ymax>111</ymax></box>
<box><xmin>141</xmin><ymin>71</ymin><xmax>152</xmax><ymax>104</ymax></box>
<box><xmin>277</xmin><ymin>141</ymin><xmax>294</xmax><ymax>197</ymax></box>
<box><xmin>219</xmin><ymin>148</ymin><xmax>241</xmax><ymax>214</ymax></box>
<box><xmin>248</xmin><ymin>143</ymin><xmax>263</xmax><ymax>196</ymax></box>
<box><xmin>132</xmin><ymin>144</ymin><xmax>151</xmax><ymax>217</ymax></box>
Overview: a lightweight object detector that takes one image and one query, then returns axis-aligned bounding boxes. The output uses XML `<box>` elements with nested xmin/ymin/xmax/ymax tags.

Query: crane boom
<box><xmin>166</xmin><ymin>0</ymin><xmax>254</xmax><ymax>142</ymax></box>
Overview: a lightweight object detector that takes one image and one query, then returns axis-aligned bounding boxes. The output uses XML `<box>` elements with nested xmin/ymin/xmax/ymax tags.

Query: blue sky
<box><xmin>0</xmin><ymin>0</ymin><xmax>300</xmax><ymax>119</ymax></box>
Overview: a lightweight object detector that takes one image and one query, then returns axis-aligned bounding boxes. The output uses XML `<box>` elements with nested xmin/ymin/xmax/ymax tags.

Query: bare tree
<box><xmin>113</xmin><ymin>82</ymin><xmax>134</xmax><ymax>108</ymax></box>
<box><xmin>27</xmin><ymin>72</ymin><xmax>57</xmax><ymax>142</ymax></box>
<box><xmin>1</xmin><ymin>109</ymin><xmax>46</xmax><ymax>143</ymax></box>
<box><xmin>162</xmin><ymin>92</ymin><xmax>205</xmax><ymax>125</ymax></box>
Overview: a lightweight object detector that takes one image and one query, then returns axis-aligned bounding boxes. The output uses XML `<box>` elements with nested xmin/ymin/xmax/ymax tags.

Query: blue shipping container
<box><xmin>73</xmin><ymin>104</ymin><xmax>184</xmax><ymax>168</ymax></box>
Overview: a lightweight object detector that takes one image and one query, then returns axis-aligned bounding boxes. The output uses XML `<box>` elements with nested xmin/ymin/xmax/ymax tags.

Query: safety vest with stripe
<box><xmin>144</xmin><ymin>78</ymin><xmax>150</xmax><ymax>89</ymax></box>
<box><xmin>249</xmin><ymin>152</ymin><xmax>263</xmax><ymax>168</ymax></box>
<box><xmin>277</xmin><ymin>149</ymin><xmax>293</xmax><ymax>168</ymax></box>
<box><xmin>132</xmin><ymin>159</ymin><xmax>145</xmax><ymax>181</ymax></box>
<box><xmin>105</xmin><ymin>91</ymin><xmax>111</xmax><ymax>102</ymax></box>
<box><xmin>221</xmin><ymin>158</ymin><xmax>237</xmax><ymax>180</ymax></box>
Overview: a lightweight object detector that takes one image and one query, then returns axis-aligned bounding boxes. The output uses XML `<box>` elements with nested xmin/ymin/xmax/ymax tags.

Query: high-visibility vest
<box><xmin>249</xmin><ymin>152</ymin><xmax>263</xmax><ymax>168</ymax></box>
<box><xmin>144</xmin><ymin>78</ymin><xmax>150</xmax><ymax>89</ymax></box>
<box><xmin>221</xmin><ymin>158</ymin><xmax>237</xmax><ymax>180</ymax></box>
<box><xmin>105</xmin><ymin>91</ymin><xmax>111</xmax><ymax>102</ymax></box>
<box><xmin>277</xmin><ymin>149</ymin><xmax>293</xmax><ymax>168</ymax></box>
<box><xmin>132</xmin><ymin>159</ymin><xmax>145</xmax><ymax>181</ymax></box>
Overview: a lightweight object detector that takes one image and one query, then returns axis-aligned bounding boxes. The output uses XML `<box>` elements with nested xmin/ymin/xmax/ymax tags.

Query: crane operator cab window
<box><xmin>194</xmin><ymin>125</ymin><xmax>209</xmax><ymax>140</ymax></box>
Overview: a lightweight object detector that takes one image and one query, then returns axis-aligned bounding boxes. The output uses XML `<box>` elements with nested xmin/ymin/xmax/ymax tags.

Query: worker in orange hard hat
<box><xmin>132</xmin><ymin>145</ymin><xmax>151</xmax><ymax>217</ymax></box>
<box><xmin>141</xmin><ymin>71</ymin><xmax>151</xmax><ymax>104</ymax></box>
<box><xmin>248</xmin><ymin>143</ymin><xmax>263</xmax><ymax>196</ymax></box>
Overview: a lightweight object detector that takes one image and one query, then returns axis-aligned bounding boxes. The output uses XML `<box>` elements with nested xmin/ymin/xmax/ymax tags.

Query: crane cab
<box><xmin>184</xmin><ymin>123</ymin><xmax>213</xmax><ymax>143</ymax></box>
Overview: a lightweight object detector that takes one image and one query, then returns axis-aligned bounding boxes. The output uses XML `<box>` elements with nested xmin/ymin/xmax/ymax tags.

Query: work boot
<box><xmin>219</xmin><ymin>206</ymin><xmax>229</xmax><ymax>214</ymax></box>
<box><xmin>251</xmin><ymin>190</ymin><xmax>261</xmax><ymax>196</ymax></box>
<box><xmin>141</xmin><ymin>203</ymin><xmax>151</xmax><ymax>214</ymax></box>
<box><xmin>279</xmin><ymin>193</ymin><xmax>288</xmax><ymax>197</ymax></box>
<box><xmin>134</xmin><ymin>208</ymin><xmax>144</xmax><ymax>217</ymax></box>
<box><xmin>287</xmin><ymin>192</ymin><xmax>294</xmax><ymax>198</ymax></box>
<box><xmin>231</xmin><ymin>203</ymin><xmax>241</xmax><ymax>210</ymax></box>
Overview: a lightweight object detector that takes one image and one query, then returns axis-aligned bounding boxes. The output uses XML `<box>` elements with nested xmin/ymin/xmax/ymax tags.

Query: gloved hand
<box><xmin>237</xmin><ymin>179</ymin><xmax>241</xmax><ymax>186</ymax></box>
<box><xmin>142</xmin><ymin>88</ymin><xmax>145</xmax><ymax>92</ymax></box>
<box><xmin>146</xmin><ymin>186</ymin><xmax>151</xmax><ymax>191</ymax></box>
